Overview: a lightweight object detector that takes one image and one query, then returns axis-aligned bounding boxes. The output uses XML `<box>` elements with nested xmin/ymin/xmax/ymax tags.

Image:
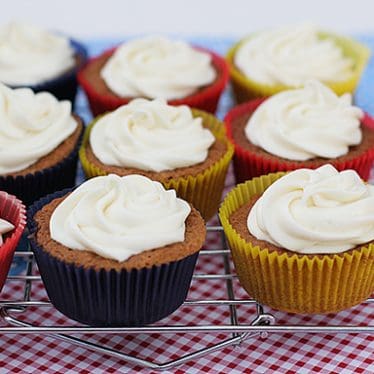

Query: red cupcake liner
<box><xmin>0</xmin><ymin>192</ymin><xmax>26</xmax><ymax>292</ymax></box>
<box><xmin>224</xmin><ymin>99</ymin><xmax>374</xmax><ymax>183</ymax></box>
<box><xmin>78</xmin><ymin>46</ymin><xmax>229</xmax><ymax>116</ymax></box>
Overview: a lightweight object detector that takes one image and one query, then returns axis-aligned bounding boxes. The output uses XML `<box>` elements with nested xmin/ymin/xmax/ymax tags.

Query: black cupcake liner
<box><xmin>28</xmin><ymin>190</ymin><xmax>199</xmax><ymax>327</ymax></box>
<box><xmin>0</xmin><ymin>125</ymin><xmax>83</xmax><ymax>206</ymax></box>
<box><xmin>10</xmin><ymin>39</ymin><xmax>88</xmax><ymax>106</ymax></box>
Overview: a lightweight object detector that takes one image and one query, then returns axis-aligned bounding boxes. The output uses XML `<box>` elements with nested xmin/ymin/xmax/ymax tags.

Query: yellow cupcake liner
<box><xmin>219</xmin><ymin>173</ymin><xmax>374</xmax><ymax>314</ymax></box>
<box><xmin>80</xmin><ymin>109</ymin><xmax>234</xmax><ymax>221</ymax></box>
<box><xmin>226</xmin><ymin>31</ymin><xmax>370</xmax><ymax>103</ymax></box>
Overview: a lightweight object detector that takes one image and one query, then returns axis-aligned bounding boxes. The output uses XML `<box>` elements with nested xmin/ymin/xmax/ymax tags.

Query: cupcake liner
<box><xmin>219</xmin><ymin>173</ymin><xmax>374</xmax><ymax>314</ymax></box>
<box><xmin>0</xmin><ymin>124</ymin><xmax>83</xmax><ymax>207</ymax></box>
<box><xmin>78</xmin><ymin>47</ymin><xmax>229</xmax><ymax>116</ymax></box>
<box><xmin>10</xmin><ymin>39</ymin><xmax>88</xmax><ymax>106</ymax></box>
<box><xmin>224</xmin><ymin>99</ymin><xmax>374</xmax><ymax>183</ymax></box>
<box><xmin>28</xmin><ymin>190</ymin><xmax>199</xmax><ymax>326</ymax></box>
<box><xmin>226</xmin><ymin>32</ymin><xmax>370</xmax><ymax>103</ymax></box>
<box><xmin>80</xmin><ymin>109</ymin><xmax>234</xmax><ymax>221</ymax></box>
<box><xmin>10</xmin><ymin>229</ymin><xmax>30</xmax><ymax>276</ymax></box>
<box><xmin>0</xmin><ymin>191</ymin><xmax>26</xmax><ymax>291</ymax></box>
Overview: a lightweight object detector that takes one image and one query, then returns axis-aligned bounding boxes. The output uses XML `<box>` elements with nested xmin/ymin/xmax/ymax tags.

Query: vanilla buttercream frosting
<box><xmin>0</xmin><ymin>83</ymin><xmax>77</xmax><ymax>174</ymax></box>
<box><xmin>0</xmin><ymin>22</ymin><xmax>75</xmax><ymax>86</ymax></box>
<box><xmin>245</xmin><ymin>80</ymin><xmax>363</xmax><ymax>160</ymax></box>
<box><xmin>247</xmin><ymin>165</ymin><xmax>374</xmax><ymax>254</ymax></box>
<box><xmin>234</xmin><ymin>24</ymin><xmax>354</xmax><ymax>87</ymax></box>
<box><xmin>90</xmin><ymin>98</ymin><xmax>215</xmax><ymax>172</ymax></box>
<box><xmin>101</xmin><ymin>36</ymin><xmax>216</xmax><ymax>100</ymax></box>
<box><xmin>0</xmin><ymin>218</ymin><xmax>14</xmax><ymax>245</ymax></box>
<box><xmin>50</xmin><ymin>174</ymin><xmax>192</xmax><ymax>262</ymax></box>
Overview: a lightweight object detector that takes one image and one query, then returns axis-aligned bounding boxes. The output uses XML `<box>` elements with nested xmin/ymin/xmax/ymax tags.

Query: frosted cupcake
<box><xmin>226</xmin><ymin>24</ymin><xmax>370</xmax><ymax>102</ymax></box>
<box><xmin>78</xmin><ymin>36</ymin><xmax>229</xmax><ymax>115</ymax></box>
<box><xmin>0</xmin><ymin>83</ymin><xmax>83</xmax><ymax>205</ymax></box>
<box><xmin>219</xmin><ymin>165</ymin><xmax>374</xmax><ymax>314</ymax></box>
<box><xmin>224</xmin><ymin>80</ymin><xmax>374</xmax><ymax>183</ymax></box>
<box><xmin>0</xmin><ymin>22</ymin><xmax>87</xmax><ymax>104</ymax></box>
<box><xmin>28</xmin><ymin>174</ymin><xmax>205</xmax><ymax>326</ymax></box>
<box><xmin>80</xmin><ymin>98</ymin><xmax>233</xmax><ymax>220</ymax></box>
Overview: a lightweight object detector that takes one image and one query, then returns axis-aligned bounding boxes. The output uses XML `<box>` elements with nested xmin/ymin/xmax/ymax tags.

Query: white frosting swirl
<box><xmin>234</xmin><ymin>24</ymin><xmax>354</xmax><ymax>86</ymax></box>
<box><xmin>100</xmin><ymin>36</ymin><xmax>216</xmax><ymax>100</ymax></box>
<box><xmin>246</xmin><ymin>80</ymin><xmax>363</xmax><ymax>160</ymax></box>
<box><xmin>247</xmin><ymin>165</ymin><xmax>374</xmax><ymax>254</ymax></box>
<box><xmin>50</xmin><ymin>174</ymin><xmax>192</xmax><ymax>262</ymax></box>
<box><xmin>0</xmin><ymin>22</ymin><xmax>75</xmax><ymax>86</ymax></box>
<box><xmin>0</xmin><ymin>218</ymin><xmax>14</xmax><ymax>245</ymax></box>
<box><xmin>90</xmin><ymin>98</ymin><xmax>215</xmax><ymax>172</ymax></box>
<box><xmin>0</xmin><ymin>83</ymin><xmax>77</xmax><ymax>174</ymax></box>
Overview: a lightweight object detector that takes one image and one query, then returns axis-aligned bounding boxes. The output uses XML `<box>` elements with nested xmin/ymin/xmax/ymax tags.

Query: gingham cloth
<box><xmin>0</xmin><ymin>37</ymin><xmax>373</xmax><ymax>374</ymax></box>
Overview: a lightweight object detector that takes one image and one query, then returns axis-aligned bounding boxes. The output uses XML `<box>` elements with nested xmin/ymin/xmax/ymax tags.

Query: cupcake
<box><xmin>79</xmin><ymin>98</ymin><xmax>234</xmax><ymax>220</ymax></box>
<box><xmin>226</xmin><ymin>24</ymin><xmax>370</xmax><ymax>103</ymax></box>
<box><xmin>78</xmin><ymin>36</ymin><xmax>229</xmax><ymax>115</ymax></box>
<box><xmin>28</xmin><ymin>174</ymin><xmax>205</xmax><ymax>326</ymax></box>
<box><xmin>0</xmin><ymin>83</ymin><xmax>83</xmax><ymax>206</ymax></box>
<box><xmin>0</xmin><ymin>191</ymin><xmax>26</xmax><ymax>292</ymax></box>
<box><xmin>224</xmin><ymin>80</ymin><xmax>374</xmax><ymax>183</ymax></box>
<box><xmin>219</xmin><ymin>165</ymin><xmax>374</xmax><ymax>314</ymax></box>
<box><xmin>0</xmin><ymin>22</ymin><xmax>87</xmax><ymax>104</ymax></box>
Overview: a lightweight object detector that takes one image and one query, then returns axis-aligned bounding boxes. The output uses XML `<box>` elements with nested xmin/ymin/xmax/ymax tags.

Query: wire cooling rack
<box><xmin>0</xmin><ymin>226</ymin><xmax>373</xmax><ymax>371</ymax></box>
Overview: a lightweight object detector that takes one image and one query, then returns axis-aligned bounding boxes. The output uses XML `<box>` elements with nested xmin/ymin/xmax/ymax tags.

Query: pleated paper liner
<box><xmin>219</xmin><ymin>172</ymin><xmax>374</xmax><ymax>314</ymax></box>
<box><xmin>11</xmin><ymin>39</ymin><xmax>87</xmax><ymax>106</ymax></box>
<box><xmin>0</xmin><ymin>122</ymin><xmax>84</xmax><ymax>207</ymax></box>
<box><xmin>80</xmin><ymin>109</ymin><xmax>234</xmax><ymax>221</ymax></box>
<box><xmin>78</xmin><ymin>47</ymin><xmax>229</xmax><ymax>116</ymax></box>
<box><xmin>224</xmin><ymin>99</ymin><xmax>374</xmax><ymax>183</ymax></box>
<box><xmin>0</xmin><ymin>191</ymin><xmax>26</xmax><ymax>291</ymax></box>
<box><xmin>226</xmin><ymin>32</ymin><xmax>370</xmax><ymax>103</ymax></box>
<box><xmin>28</xmin><ymin>190</ymin><xmax>200</xmax><ymax>327</ymax></box>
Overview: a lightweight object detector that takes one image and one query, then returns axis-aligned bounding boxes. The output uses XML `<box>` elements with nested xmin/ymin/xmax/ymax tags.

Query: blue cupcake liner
<box><xmin>10</xmin><ymin>229</ymin><xmax>30</xmax><ymax>276</ymax></box>
<box><xmin>0</xmin><ymin>124</ymin><xmax>83</xmax><ymax>206</ymax></box>
<box><xmin>27</xmin><ymin>190</ymin><xmax>199</xmax><ymax>326</ymax></box>
<box><xmin>10</xmin><ymin>39</ymin><xmax>88</xmax><ymax>106</ymax></box>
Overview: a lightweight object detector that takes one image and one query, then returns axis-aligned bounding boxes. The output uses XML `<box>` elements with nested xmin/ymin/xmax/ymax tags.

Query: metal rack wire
<box><xmin>0</xmin><ymin>226</ymin><xmax>373</xmax><ymax>370</ymax></box>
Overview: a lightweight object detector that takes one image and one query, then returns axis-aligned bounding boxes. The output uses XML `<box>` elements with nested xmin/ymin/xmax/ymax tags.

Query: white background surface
<box><xmin>3</xmin><ymin>0</ymin><xmax>374</xmax><ymax>39</ymax></box>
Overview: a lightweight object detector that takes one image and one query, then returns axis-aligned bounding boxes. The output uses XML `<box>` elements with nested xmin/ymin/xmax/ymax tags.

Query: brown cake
<box><xmin>84</xmin><ymin>132</ymin><xmax>227</xmax><ymax>182</ymax></box>
<box><xmin>34</xmin><ymin>193</ymin><xmax>206</xmax><ymax>271</ymax></box>
<box><xmin>224</xmin><ymin>98</ymin><xmax>374</xmax><ymax>182</ymax></box>
<box><xmin>4</xmin><ymin>116</ymin><xmax>83</xmax><ymax>177</ymax></box>
<box><xmin>225</xmin><ymin>27</ymin><xmax>370</xmax><ymax>103</ymax></box>
<box><xmin>229</xmin><ymin>195</ymin><xmax>368</xmax><ymax>260</ymax></box>
<box><xmin>0</xmin><ymin>110</ymin><xmax>84</xmax><ymax>206</ymax></box>
<box><xmin>79</xmin><ymin>48</ymin><xmax>221</xmax><ymax>102</ymax></box>
<box><xmin>231</xmin><ymin>110</ymin><xmax>374</xmax><ymax>167</ymax></box>
<box><xmin>78</xmin><ymin>40</ymin><xmax>229</xmax><ymax>116</ymax></box>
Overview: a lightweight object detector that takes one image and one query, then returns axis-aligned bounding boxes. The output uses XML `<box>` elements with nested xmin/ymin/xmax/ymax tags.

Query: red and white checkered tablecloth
<box><xmin>0</xmin><ymin>167</ymin><xmax>372</xmax><ymax>373</ymax></box>
<box><xmin>0</xmin><ymin>256</ymin><xmax>373</xmax><ymax>373</ymax></box>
